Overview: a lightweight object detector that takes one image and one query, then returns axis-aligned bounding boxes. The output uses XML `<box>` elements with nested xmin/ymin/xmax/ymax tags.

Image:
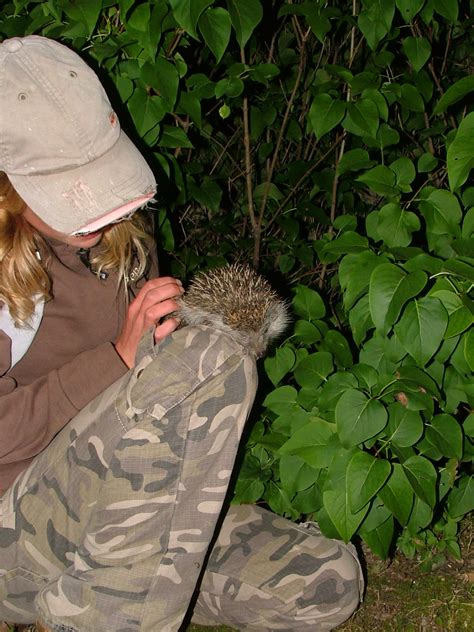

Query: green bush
<box><xmin>1</xmin><ymin>0</ymin><xmax>472</xmax><ymax>564</ymax></box>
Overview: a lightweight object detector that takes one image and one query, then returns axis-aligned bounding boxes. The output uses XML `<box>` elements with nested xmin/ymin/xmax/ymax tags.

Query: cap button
<box><xmin>3</xmin><ymin>38</ymin><xmax>23</xmax><ymax>53</ymax></box>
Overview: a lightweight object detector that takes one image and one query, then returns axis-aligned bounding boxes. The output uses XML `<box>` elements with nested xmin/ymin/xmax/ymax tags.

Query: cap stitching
<box><xmin>15</xmin><ymin>50</ymin><xmax>92</xmax><ymax>163</ymax></box>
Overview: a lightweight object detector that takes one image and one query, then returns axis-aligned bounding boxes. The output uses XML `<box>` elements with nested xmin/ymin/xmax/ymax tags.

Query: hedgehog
<box><xmin>177</xmin><ymin>263</ymin><xmax>290</xmax><ymax>358</ymax></box>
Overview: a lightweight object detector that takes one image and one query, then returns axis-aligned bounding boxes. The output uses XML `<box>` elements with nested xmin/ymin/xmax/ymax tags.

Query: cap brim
<box><xmin>9</xmin><ymin>132</ymin><xmax>156</xmax><ymax>234</ymax></box>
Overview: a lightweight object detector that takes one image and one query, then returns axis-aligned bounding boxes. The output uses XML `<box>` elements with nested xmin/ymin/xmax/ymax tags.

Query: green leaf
<box><xmin>308</xmin><ymin>95</ymin><xmax>345</xmax><ymax>140</ymax></box>
<box><xmin>431</xmin><ymin>290</ymin><xmax>473</xmax><ymax>338</ymax></box>
<box><xmin>199</xmin><ymin>8</ymin><xmax>232</xmax><ymax>62</ymax></box>
<box><xmin>402</xmin><ymin>37</ymin><xmax>431</xmax><ymax>72</ymax></box>
<box><xmin>426</xmin><ymin>414</ymin><xmax>463</xmax><ymax>459</ymax></box>
<box><xmin>187</xmin><ymin>73</ymin><xmax>215</xmax><ymax>99</ymax></box>
<box><xmin>352</xmin><ymin>364</ymin><xmax>379</xmax><ymax>392</ymax></box>
<box><xmin>128</xmin><ymin>88</ymin><xmax>166</xmax><ymax>137</ymax></box>
<box><xmin>339</xmin><ymin>251</ymin><xmax>384</xmax><ymax>310</ymax></box>
<box><xmin>464</xmin><ymin>327</ymin><xmax>474</xmax><ymax>371</ymax></box>
<box><xmin>322</xmin><ymin>232</ymin><xmax>369</xmax><ymax>256</ymax></box>
<box><xmin>349</xmin><ymin>295</ymin><xmax>375</xmax><ymax>345</ymax></box>
<box><xmin>292</xmin><ymin>285</ymin><xmax>326</xmax><ymax>320</ymax></box>
<box><xmin>399</xmin><ymin>84</ymin><xmax>425</xmax><ymax>112</ymax></box>
<box><xmin>434</xmin><ymin>76</ymin><xmax>474</xmax><ymax>114</ymax></box>
<box><xmin>433</xmin><ymin>0</ymin><xmax>459</xmax><ymax>23</ymax></box>
<box><xmin>279</xmin><ymin>454</ymin><xmax>318</xmax><ymax>497</ymax></box>
<box><xmin>357</xmin><ymin>166</ymin><xmax>398</xmax><ymax>196</ymax></box>
<box><xmin>234</xmin><ymin>478</ymin><xmax>264</xmax><ymax>503</ymax></box>
<box><xmin>464</xmin><ymin>412</ymin><xmax>474</xmax><ymax>438</ymax></box>
<box><xmin>250</xmin><ymin>63</ymin><xmax>280</xmax><ymax>83</ymax></box>
<box><xmin>292</xmin><ymin>483</ymin><xmax>323</xmax><ymax>514</ymax></box>
<box><xmin>390</xmin><ymin>157</ymin><xmax>416</xmax><ymax>187</ymax></box>
<box><xmin>264</xmin><ymin>346</ymin><xmax>296</xmax><ymax>386</ymax></box>
<box><xmin>227</xmin><ymin>0</ymin><xmax>263</xmax><ymax>48</ymax></box>
<box><xmin>360</xmin><ymin>514</ymin><xmax>394</xmax><ymax>559</ymax></box>
<box><xmin>406</xmin><ymin>497</ymin><xmax>433</xmax><ymax>533</ymax></box>
<box><xmin>215</xmin><ymin>76</ymin><xmax>244</xmax><ymax>98</ymax></box>
<box><xmin>369</xmin><ymin>264</ymin><xmax>427</xmax><ymax>335</ymax></box>
<box><xmin>402</xmin><ymin>455</ymin><xmax>437</xmax><ymax>508</ymax></box>
<box><xmin>280</xmin><ymin>419</ymin><xmax>336</xmax><ymax>469</ymax></box>
<box><xmin>376</xmin><ymin>123</ymin><xmax>401</xmax><ymax>148</ymax></box>
<box><xmin>447</xmin><ymin>112</ymin><xmax>474</xmax><ymax>191</ymax></box>
<box><xmin>128</xmin><ymin>2</ymin><xmax>152</xmax><ymax>32</ymax></box>
<box><xmin>338</xmin><ymin>149</ymin><xmax>375</xmax><ymax>175</ymax></box>
<box><xmin>360</xmin><ymin>499</ymin><xmax>392</xmax><ymax>532</ymax></box>
<box><xmin>263</xmin><ymin>386</ymin><xmax>298</xmax><ymax>414</ymax></box>
<box><xmin>293</xmin><ymin>320</ymin><xmax>322</xmax><ymax>345</ymax></box>
<box><xmin>159</xmin><ymin>126</ymin><xmax>193</xmax><ymax>148</ymax></box>
<box><xmin>362</xmin><ymin>88</ymin><xmax>389</xmax><ymax>122</ymax></box>
<box><xmin>114</xmin><ymin>75</ymin><xmax>134</xmax><ymax>103</ymax></box>
<box><xmin>396</xmin><ymin>0</ymin><xmax>424</xmax><ymax>22</ymax></box>
<box><xmin>178</xmin><ymin>91</ymin><xmax>202</xmax><ymax>127</ymax></box>
<box><xmin>141</xmin><ymin>58</ymin><xmax>180</xmax><ymax>110</ymax></box>
<box><xmin>397</xmin><ymin>366</ymin><xmax>440</xmax><ymax>399</ymax></box>
<box><xmin>250</xmin><ymin>105</ymin><xmax>277</xmax><ymax>140</ymax></box>
<box><xmin>422</xmin><ymin>190</ymin><xmax>463</xmax><ymax>235</ymax></box>
<box><xmin>323</xmin><ymin>488</ymin><xmax>369</xmax><ymax>542</ymax></box>
<box><xmin>418</xmin><ymin>152</ymin><xmax>438</xmax><ymax>172</ymax></box>
<box><xmin>318</xmin><ymin>372</ymin><xmax>359</xmax><ymax>413</ymax></box>
<box><xmin>188</xmin><ymin>178</ymin><xmax>222</xmax><ymax>211</ymax></box>
<box><xmin>60</xmin><ymin>0</ymin><xmax>100</xmax><ymax>37</ymax></box>
<box><xmin>358</xmin><ymin>0</ymin><xmax>395</xmax><ymax>50</ymax></box>
<box><xmin>359</xmin><ymin>334</ymin><xmax>404</xmax><ymax>375</ymax></box>
<box><xmin>395</xmin><ymin>297</ymin><xmax>448</xmax><ymax>366</ymax></box>
<box><xmin>347</xmin><ymin>451</ymin><xmax>391</xmax><ymax>513</ymax></box>
<box><xmin>320</xmin><ymin>330</ymin><xmax>353</xmax><ymax>368</ymax></box>
<box><xmin>378</xmin><ymin>463</ymin><xmax>414</xmax><ymax>526</ymax></box>
<box><xmin>448</xmin><ymin>476</ymin><xmax>474</xmax><ymax>518</ymax></box>
<box><xmin>386</xmin><ymin>403</ymin><xmax>424</xmax><ymax>448</ymax></box>
<box><xmin>272</xmin><ymin>406</ymin><xmax>312</xmax><ymax>436</ymax></box>
<box><xmin>344</xmin><ymin>100</ymin><xmax>380</xmax><ymax>138</ymax></box>
<box><xmin>461</xmin><ymin>207</ymin><xmax>474</xmax><ymax>238</ymax></box>
<box><xmin>294</xmin><ymin>352</ymin><xmax>333</xmax><ymax>389</ymax></box>
<box><xmin>169</xmin><ymin>0</ymin><xmax>214</xmax><ymax>39</ymax></box>
<box><xmin>336</xmin><ymin>389</ymin><xmax>388</xmax><ymax>448</ymax></box>
<box><xmin>376</xmin><ymin>203</ymin><xmax>421</xmax><ymax>247</ymax></box>
<box><xmin>442</xmin><ymin>259</ymin><xmax>474</xmax><ymax>282</ymax></box>
<box><xmin>118</xmin><ymin>0</ymin><xmax>135</xmax><ymax>21</ymax></box>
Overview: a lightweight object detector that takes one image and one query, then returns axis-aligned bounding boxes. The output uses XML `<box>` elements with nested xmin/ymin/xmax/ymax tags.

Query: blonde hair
<box><xmin>0</xmin><ymin>171</ymin><xmax>151</xmax><ymax>326</ymax></box>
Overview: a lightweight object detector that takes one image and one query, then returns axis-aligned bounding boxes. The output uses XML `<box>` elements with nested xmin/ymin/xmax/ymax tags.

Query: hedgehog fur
<box><xmin>178</xmin><ymin>264</ymin><xmax>289</xmax><ymax>358</ymax></box>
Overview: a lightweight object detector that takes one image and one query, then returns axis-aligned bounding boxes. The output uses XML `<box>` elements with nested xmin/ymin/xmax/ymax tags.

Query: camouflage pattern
<box><xmin>1</xmin><ymin>325</ymin><xmax>362</xmax><ymax>631</ymax></box>
<box><xmin>193</xmin><ymin>505</ymin><xmax>363</xmax><ymax>631</ymax></box>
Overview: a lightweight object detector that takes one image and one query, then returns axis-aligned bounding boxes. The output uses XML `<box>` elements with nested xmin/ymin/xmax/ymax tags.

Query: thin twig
<box><xmin>267</xmin><ymin>139</ymin><xmax>342</xmax><ymax>232</ymax></box>
<box><xmin>318</xmin><ymin>0</ymin><xmax>358</xmax><ymax>290</ymax></box>
<box><xmin>253</xmin><ymin>23</ymin><xmax>311</xmax><ymax>267</ymax></box>
<box><xmin>240</xmin><ymin>48</ymin><xmax>258</xmax><ymax>236</ymax></box>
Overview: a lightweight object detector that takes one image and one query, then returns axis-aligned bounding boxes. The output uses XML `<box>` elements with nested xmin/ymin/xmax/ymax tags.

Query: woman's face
<box><xmin>22</xmin><ymin>206</ymin><xmax>105</xmax><ymax>249</ymax></box>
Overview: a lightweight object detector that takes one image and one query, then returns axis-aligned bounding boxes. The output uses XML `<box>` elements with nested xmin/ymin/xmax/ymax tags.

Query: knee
<box><xmin>288</xmin><ymin>542</ymin><xmax>363</xmax><ymax>630</ymax></box>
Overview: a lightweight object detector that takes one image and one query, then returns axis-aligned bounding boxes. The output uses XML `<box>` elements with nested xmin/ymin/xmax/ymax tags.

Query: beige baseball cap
<box><xmin>0</xmin><ymin>35</ymin><xmax>156</xmax><ymax>235</ymax></box>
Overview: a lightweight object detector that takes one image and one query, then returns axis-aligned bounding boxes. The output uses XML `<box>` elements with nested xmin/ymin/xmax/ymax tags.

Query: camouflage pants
<box><xmin>0</xmin><ymin>326</ymin><xmax>362</xmax><ymax>631</ymax></box>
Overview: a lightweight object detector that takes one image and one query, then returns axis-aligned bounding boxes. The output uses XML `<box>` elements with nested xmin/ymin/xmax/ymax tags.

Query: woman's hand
<box><xmin>114</xmin><ymin>277</ymin><xmax>183</xmax><ymax>368</ymax></box>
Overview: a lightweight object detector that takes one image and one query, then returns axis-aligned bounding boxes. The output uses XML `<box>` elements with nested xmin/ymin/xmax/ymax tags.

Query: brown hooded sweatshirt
<box><xmin>0</xmin><ymin>236</ymin><xmax>157</xmax><ymax>493</ymax></box>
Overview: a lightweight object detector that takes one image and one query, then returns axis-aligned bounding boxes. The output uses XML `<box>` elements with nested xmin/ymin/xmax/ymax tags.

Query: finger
<box><xmin>130</xmin><ymin>277</ymin><xmax>183</xmax><ymax>314</ymax></box>
<box><xmin>142</xmin><ymin>299</ymin><xmax>181</xmax><ymax>331</ymax></box>
<box><xmin>139</xmin><ymin>283</ymin><xmax>183</xmax><ymax>314</ymax></box>
<box><xmin>154</xmin><ymin>317</ymin><xmax>180</xmax><ymax>342</ymax></box>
